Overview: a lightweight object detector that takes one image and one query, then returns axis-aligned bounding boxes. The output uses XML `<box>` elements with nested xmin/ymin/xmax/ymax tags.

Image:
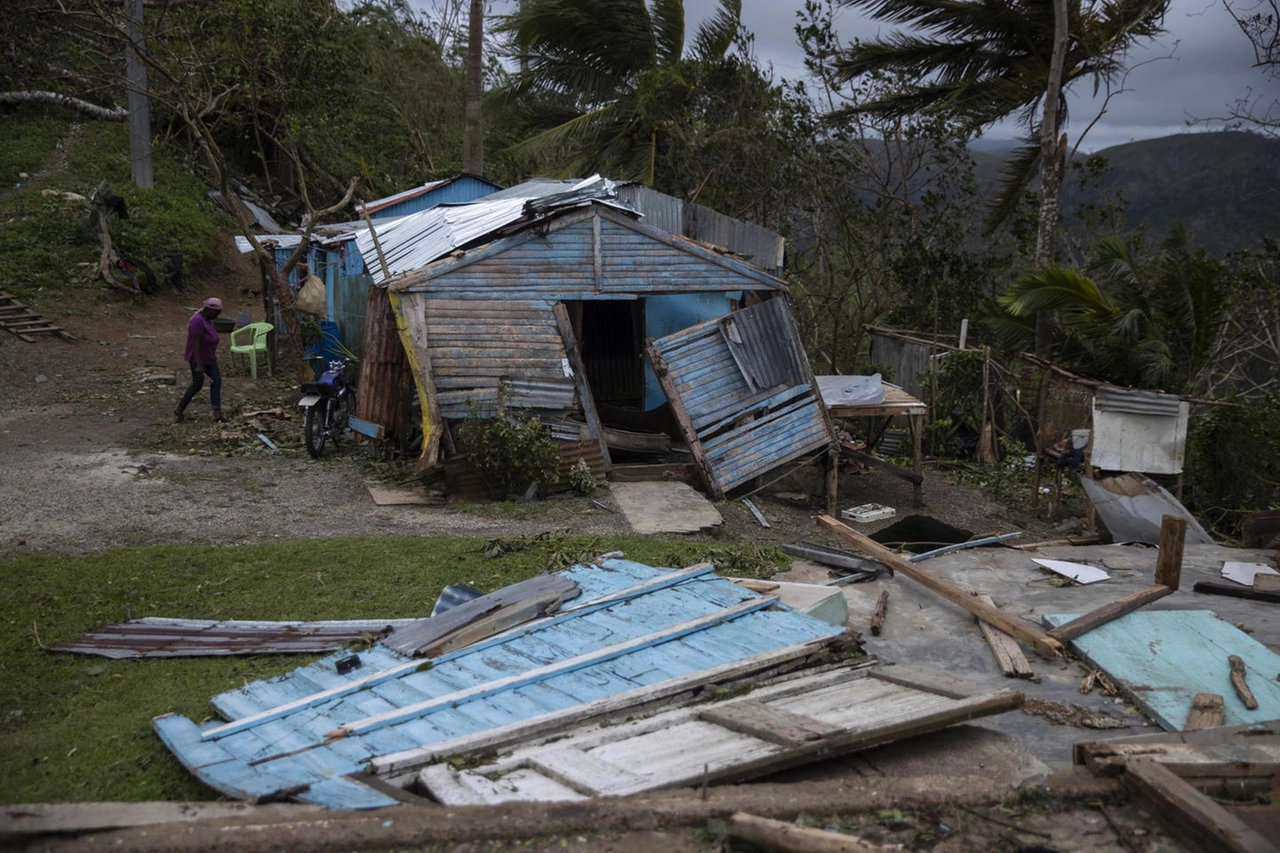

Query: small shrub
<box><xmin>457</xmin><ymin>406</ymin><xmax>561</xmax><ymax>499</ymax></box>
<box><xmin>568</xmin><ymin>459</ymin><xmax>597</xmax><ymax>495</ymax></box>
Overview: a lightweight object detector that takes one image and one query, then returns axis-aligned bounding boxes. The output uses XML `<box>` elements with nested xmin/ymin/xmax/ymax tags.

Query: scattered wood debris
<box><xmin>1022</xmin><ymin>698</ymin><xmax>1131</xmax><ymax>730</ymax></box>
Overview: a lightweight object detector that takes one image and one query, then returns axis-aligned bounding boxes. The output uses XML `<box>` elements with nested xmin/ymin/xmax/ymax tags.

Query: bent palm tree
<box><xmin>497</xmin><ymin>0</ymin><xmax>742</xmax><ymax>185</ymax></box>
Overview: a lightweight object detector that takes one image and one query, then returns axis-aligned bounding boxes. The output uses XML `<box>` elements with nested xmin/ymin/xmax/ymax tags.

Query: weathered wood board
<box><xmin>1043</xmin><ymin>610</ymin><xmax>1280</xmax><ymax>731</ymax></box>
<box><xmin>417</xmin><ymin>663</ymin><xmax>1022</xmax><ymax>804</ymax></box>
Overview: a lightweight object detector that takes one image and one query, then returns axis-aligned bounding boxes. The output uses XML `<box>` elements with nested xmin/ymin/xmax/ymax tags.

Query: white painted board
<box><xmin>1033</xmin><ymin>558</ymin><xmax>1110</xmax><ymax>584</ymax></box>
<box><xmin>1221</xmin><ymin>561</ymin><xmax>1280</xmax><ymax>587</ymax></box>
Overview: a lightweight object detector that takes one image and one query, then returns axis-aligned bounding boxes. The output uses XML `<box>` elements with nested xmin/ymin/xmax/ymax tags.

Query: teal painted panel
<box><xmin>1043</xmin><ymin>609</ymin><xmax>1280</xmax><ymax>731</ymax></box>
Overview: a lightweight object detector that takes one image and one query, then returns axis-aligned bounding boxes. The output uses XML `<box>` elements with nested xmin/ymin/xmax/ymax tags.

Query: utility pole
<box><xmin>125</xmin><ymin>0</ymin><xmax>153</xmax><ymax>188</ymax></box>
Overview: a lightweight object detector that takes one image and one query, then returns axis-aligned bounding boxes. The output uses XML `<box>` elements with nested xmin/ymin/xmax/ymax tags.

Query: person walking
<box><xmin>175</xmin><ymin>297</ymin><xmax>226</xmax><ymax>423</ymax></box>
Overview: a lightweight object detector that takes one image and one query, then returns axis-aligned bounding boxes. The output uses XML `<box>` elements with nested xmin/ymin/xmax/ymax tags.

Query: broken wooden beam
<box><xmin>1046</xmin><ymin>585</ymin><xmax>1175</xmax><ymax>643</ymax></box>
<box><xmin>1228</xmin><ymin>655</ymin><xmax>1259</xmax><ymax>710</ymax></box>
<box><xmin>975</xmin><ymin>594</ymin><xmax>1035</xmax><ymax>679</ymax></box>
<box><xmin>870</xmin><ymin>590</ymin><xmax>889</xmax><ymax>636</ymax></box>
<box><xmin>1155</xmin><ymin>515</ymin><xmax>1186</xmax><ymax>590</ymax></box>
<box><xmin>1184</xmin><ymin>693</ymin><xmax>1225</xmax><ymax>731</ymax></box>
<box><xmin>817</xmin><ymin>515</ymin><xmax>1064</xmax><ymax>658</ymax></box>
<box><xmin>1123</xmin><ymin>758</ymin><xmax>1276</xmax><ymax>853</ymax></box>
<box><xmin>727</xmin><ymin>812</ymin><xmax>892</xmax><ymax>853</ymax></box>
<box><xmin>1192</xmin><ymin>580</ymin><xmax>1280</xmax><ymax>603</ymax></box>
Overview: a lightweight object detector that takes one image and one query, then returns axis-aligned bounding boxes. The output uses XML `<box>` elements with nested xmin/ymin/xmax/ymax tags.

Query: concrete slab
<box><xmin>365</xmin><ymin>481</ymin><xmax>436</xmax><ymax>505</ymax></box>
<box><xmin>609</xmin><ymin>481</ymin><xmax>724</xmax><ymax>534</ymax></box>
<box><xmin>773</xmin><ymin>540</ymin><xmax>1280</xmax><ymax>773</ymax></box>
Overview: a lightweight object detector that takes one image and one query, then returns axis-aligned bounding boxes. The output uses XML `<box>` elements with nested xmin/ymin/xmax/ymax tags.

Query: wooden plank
<box><xmin>868</xmin><ymin>664</ymin><xmax>988</xmax><ymax>700</ymax></box>
<box><xmin>646</xmin><ymin>340</ymin><xmax>722</xmax><ymax>498</ymax></box>
<box><xmin>1046</xmin><ymin>585</ymin><xmax>1174</xmax><ymax>642</ymax></box>
<box><xmin>419</xmin><ymin>764</ymin><xmax>510</xmax><ymax>805</ymax></box>
<box><xmin>1043</xmin><ymin>610</ymin><xmax>1280</xmax><ymax>731</ymax></box>
<box><xmin>699</xmin><ymin>699</ymin><xmax>844</xmax><ymax>746</ymax></box>
<box><xmin>1124</xmin><ymin>758</ymin><xmax>1277</xmax><ymax>853</ymax></box>
<box><xmin>553</xmin><ymin>301</ymin><xmax>611</xmax><ymax>471</ymax></box>
<box><xmin>528</xmin><ymin>747</ymin><xmax>644</xmax><ymax>795</ymax></box>
<box><xmin>1185</xmin><ymin>693</ymin><xmax>1226</xmax><ymax>731</ymax></box>
<box><xmin>728</xmin><ymin>813</ymin><xmax>892</xmax><ymax>853</ymax></box>
<box><xmin>383</xmin><ymin>573</ymin><xmax>579</xmax><ymax>656</ymax></box>
<box><xmin>326</xmin><ymin>597</ymin><xmax>780</xmax><ymax>739</ymax></box>
<box><xmin>974</xmin><ymin>594</ymin><xmax>1035</xmax><ymax>679</ymax></box>
<box><xmin>817</xmin><ymin>515</ymin><xmax>1064</xmax><ymax>658</ymax></box>
<box><xmin>373</xmin><ymin>637</ymin><xmax>852</xmax><ymax>777</ymax></box>
<box><xmin>1229</xmin><ymin>655</ymin><xmax>1260</xmax><ymax>710</ymax></box>
<box><xmin>1256</xmin><ymin>573</ymin><xmax>1280</xmax><ymax>593</ymax></box>
<box><xmin>0</xmin><ymin>801</ymin><xmax>324</xmax><ymax>836</ymax></box>
<box><xmin>416</xmin><ymin>592</ymin><xmax>562</xmax><ymax>658</ymax></box>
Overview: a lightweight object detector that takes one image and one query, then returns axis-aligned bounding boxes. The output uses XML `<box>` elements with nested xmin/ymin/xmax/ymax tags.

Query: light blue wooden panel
<box><xmin>1043</xmin><ymin>609</ymin><xmax>1280</xmax><ymax>730</ymax></box>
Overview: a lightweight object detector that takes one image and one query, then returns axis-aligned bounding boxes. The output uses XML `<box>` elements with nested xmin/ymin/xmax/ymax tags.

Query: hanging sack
<box><xmin>295</xmin><ymin>273</ymin><xmax>327</xmax><ymax>317</ymax></box>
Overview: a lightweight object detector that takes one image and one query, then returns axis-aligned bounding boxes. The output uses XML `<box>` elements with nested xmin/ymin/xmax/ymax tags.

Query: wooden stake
<box><xmin>1228</xmin><ymin>655</ymin><xmax>1259</xmax><ymax>710</ymax></box>
<box><xmin>1184</xmin><ymin>693</ymin><xmax>1225</xmax><ymax>731</ymax></box>
<box><xmin>1046</xmin><ymin>585</ymin><xmax>1174</xmax><ymax>643</ymax></box>
<box><xmin>870</xmin><ymin>590</ymin><xmax>889</xmax><ymax>636</ymax></box>
<box><xmin>1155</xmin><ymin>515</ymin><xmax>1187</xmax><ymax>590</ymax></box>
<box><xmin>817</xmin><ymin>515</ymin><xmax>1064</xmax><ymax>658</ymax></box>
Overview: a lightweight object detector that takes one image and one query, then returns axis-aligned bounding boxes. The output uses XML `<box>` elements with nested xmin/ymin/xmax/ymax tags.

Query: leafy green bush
<box><xmin>457</xmin><ymin>406</ymin><xmax>562</xmax><ymax>498</ymax></box>
<box><xmin>1185</xmin><ymin>395</ymin><xmax>1280</xmax><ymax>535</ymax></box>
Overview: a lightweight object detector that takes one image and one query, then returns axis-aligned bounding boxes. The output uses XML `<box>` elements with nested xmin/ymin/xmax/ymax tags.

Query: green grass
<box><xmin>0</xmin><ymin>534</ymin><xmax>780</xmax><ymax>805</ymax></box>
<box><xmin>0</xmin><ymin>114</ymin><xmax>229</xmax><ymax>302</ymax></box>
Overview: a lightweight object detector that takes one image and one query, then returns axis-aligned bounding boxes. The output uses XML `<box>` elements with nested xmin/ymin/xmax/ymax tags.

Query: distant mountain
<box><xmin>968</xmin><ymin>131</ymin><xmax>1280</xmax><ymax>258</ymax></box>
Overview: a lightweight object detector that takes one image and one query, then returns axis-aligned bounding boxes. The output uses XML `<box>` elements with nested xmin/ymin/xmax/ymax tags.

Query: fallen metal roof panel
<box><xmin>153</xmin><ymin>558</ymin><xmax>845</xmax><ymax>809</ymax></box>
<box><xmin>49</xmin><ymin>617</ymin><xmax>417</xmax><ymax>659</ymax></box>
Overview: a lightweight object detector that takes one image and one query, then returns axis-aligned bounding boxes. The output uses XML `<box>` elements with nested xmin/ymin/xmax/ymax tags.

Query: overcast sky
<box><xmin>699</xmin><ymin>0</ymin><xmax>1268</xmax><ymax>151</ymax></box>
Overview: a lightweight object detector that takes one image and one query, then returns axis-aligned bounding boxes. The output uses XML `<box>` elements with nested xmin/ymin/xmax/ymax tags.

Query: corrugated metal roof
<box><xmin>153</xmin><ymin>557</ymin><xmax>844</xmax><ymax>810</ymax></box>
<box><xmin>356</xmin><ymin>179</ymin><xmax>451</xmax><ymax>216</ymax></box>
<box><xmin>1093</xmin><ymin>386</ymin><xmax>1183</xmax><ymax>416</ymax></box>
<box><xmin>356</xmin><ymin>177</ymin><xmax>622</xmax><ymax>285</ymax></box>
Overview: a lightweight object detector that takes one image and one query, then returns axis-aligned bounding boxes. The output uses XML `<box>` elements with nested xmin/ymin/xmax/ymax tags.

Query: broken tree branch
<box><xmin>726</xmin><ymin>812</ymin><xmax>892</xmax><ymax>853</ymax></box>
<box><xmin>1046</xmin><ymin>585</ymin><xmax>1175</xmax><ymax>643</ymax></box>
<box><xmin>870</xmin><ymin>590</ymin><xmax>889</xmax><ymax>637</ymax></box>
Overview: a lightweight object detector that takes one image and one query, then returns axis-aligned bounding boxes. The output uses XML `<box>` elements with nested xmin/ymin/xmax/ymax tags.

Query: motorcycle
<box><xmin>298</xmin><ymin>356</ymin><xmax>358</xmax><ymax>458</ymax></box>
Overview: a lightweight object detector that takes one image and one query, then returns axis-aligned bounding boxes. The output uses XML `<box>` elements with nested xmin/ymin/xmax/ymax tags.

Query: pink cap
<box><xmin>203</xmin><ymin>297</ymin><xmax>223</xmax><ymax>310</ymax></box>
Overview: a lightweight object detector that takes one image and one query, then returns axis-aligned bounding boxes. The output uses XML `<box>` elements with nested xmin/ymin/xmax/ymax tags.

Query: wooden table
<box><xmin>827</xmin><ymin>385</ymin><xmax>928</xmax><ymax>507</ymax></box>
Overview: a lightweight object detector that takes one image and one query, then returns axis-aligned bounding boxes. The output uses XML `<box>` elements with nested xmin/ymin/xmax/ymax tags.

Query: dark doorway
<box><xmin>577</xmin><ymin>300</ymin><xmax>645</xmax><ymax>408</ymax></box>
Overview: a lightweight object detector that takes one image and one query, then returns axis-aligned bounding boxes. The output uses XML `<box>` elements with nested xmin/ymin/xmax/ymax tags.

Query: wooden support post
<box><xmin>1155</xmin><ymin>515</ymin><xmax>1187</xmax><ymax>590</ymax></box>
<box><xmin>826</xmin><ymin>444</ymin><xmax>839</xmax><ymax>516</ymax></box>
<box><xmin>870</xmin><ymin>590</ymin><xmax>889</xmax><ymax>636</ymax></box>
<box><xmin>909</xmin><ymin>412</ymin><xmax>924</xmax><ymax>507</ymax></box>
<box><xmin>1228</xmin><ymin>655</ymin><xmax>1259</xmax><ymax>710</ymax></box>
<box><xmin>1046</xmin><ymin>585</ymin><xmax>1174</xmax><ymax>643</ymax></box>
<box><xmin>1124</xmin><ymin>759</ymin><xmax>1276</xmax><ymax>853</ymax></box>
<box><xmin>817</xmin><ymin>515</ymin><xmax>1064</xmax><ymax>658</ymax></box>
<box><xmin>1184</xmin><ymin>693</ymin><xmax>1225</xmax><ymax>731</ymax></box>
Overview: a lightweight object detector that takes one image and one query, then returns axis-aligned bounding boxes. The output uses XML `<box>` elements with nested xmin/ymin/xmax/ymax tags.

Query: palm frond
<box><xmin>650</xmin><ymin>0</ymin><xmax>685</xmax><ymax>66</ymax></box>
<box><xmin>689</xmin><ymin>0</ymin><xmax>741</xmax><ymax>62</ymax></box>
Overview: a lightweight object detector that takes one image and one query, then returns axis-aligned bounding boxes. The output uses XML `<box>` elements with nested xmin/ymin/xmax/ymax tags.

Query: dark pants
<box><xmin>179</xmin><ymin>359</ymin><xmax>222</xmax><ymax>411</ymax></box>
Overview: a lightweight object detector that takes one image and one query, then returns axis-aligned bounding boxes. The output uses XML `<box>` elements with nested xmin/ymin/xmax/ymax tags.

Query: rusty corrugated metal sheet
<box><xmin>616</xmin><ymin>184</ymin><xmax>785</xmax><ymax>274</ymax></box>
<box><xmin>50</xmin><ymin>618</ymin><xmax>414</xmax><ymax>659</ymax></box>
<box><xmin>357</xmin><ymin>285</ymin><xmax>414</xmax><ymax>452</ymax></box>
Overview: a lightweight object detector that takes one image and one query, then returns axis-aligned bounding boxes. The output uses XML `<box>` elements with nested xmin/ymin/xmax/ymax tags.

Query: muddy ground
<box><xmin>3</xmin><ymin>247</ymin><xmax>1186</xmax><ymax>852</ymax></box>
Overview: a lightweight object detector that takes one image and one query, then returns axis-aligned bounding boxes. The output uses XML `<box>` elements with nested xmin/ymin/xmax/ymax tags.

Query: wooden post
<box><xmin>870</xmin><ymin>590</ymin><xmax>889</xmax><ymax>636</ymax></box>
<box><xmin>1155</xmin><ymin>515</ymin><xmax>1187</xmax><ymax>590</ymax></box>
<box><xmin>1046</xmin><ymin>585</ymin><xmax>1175</xmax><ymax>643</ymax></box>
<box><xmin>817</xmin><ymin>515</ymin><xmax>1064</xmax><ymax>658</ymax></box>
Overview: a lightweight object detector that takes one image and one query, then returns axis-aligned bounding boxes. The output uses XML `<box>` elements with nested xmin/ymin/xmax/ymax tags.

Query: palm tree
<box><xmin>496</xmin><ymin>0</ymin><xmax>743</xmax><ymax>185</ymax></box>
<box><xmin>827</xmin><ymin>0</ymin><xmax>1169</xmax><ymax>353</ymax></box>
<box><xmin>990</xmin><ymin>226</ymin><xmax>1228</xmax><ymax>392</ymax></box>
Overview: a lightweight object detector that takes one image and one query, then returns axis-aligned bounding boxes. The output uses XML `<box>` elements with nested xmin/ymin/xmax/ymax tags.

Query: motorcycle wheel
<box><xmin>334</xmin><ymin>387</ymin><xmax>356</xmax><ymax>436</ymax></box>
<box><xmin>304</xmin><ymin>400</ymin><xmax>328</xmax><ymax>458</ymax></box>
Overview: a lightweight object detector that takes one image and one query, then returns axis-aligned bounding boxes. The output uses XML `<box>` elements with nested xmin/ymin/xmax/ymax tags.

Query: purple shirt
<box><xmin>184</xmin><ymin>311</ymin><xmax>220</xmax><ymax>364</ymax></box>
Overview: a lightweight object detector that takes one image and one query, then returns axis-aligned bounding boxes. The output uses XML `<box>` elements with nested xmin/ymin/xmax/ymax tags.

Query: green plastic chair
<box><xmin>229</xmin><ymin>322</ymin><xmax>273</xmax><ymax>379</ymax></box>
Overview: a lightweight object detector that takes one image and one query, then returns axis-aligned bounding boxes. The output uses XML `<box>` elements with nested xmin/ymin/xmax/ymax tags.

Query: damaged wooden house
<box><xmin>352</xmin><ymin>177</ymin><xmax>839</xmax><ymax>502</ymax></box>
